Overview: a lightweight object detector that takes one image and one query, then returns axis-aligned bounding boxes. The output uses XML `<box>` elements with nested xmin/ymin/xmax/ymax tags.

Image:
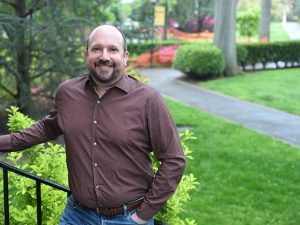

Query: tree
<box><xmin>0</xmin><ymin>0</ymin><xmax>120</xmax><ymax>116</ymax></box>
<box><xmin>237</xmin><ymin>4</ymin><xmax>260</xmax><ymax>38</ymax></box>
<box><xmin>259</xmin><ymin>0</ymin><xmax>272</xmax><ymax>41</ymax></box>
<box><xmin>271</xmin><ymin>0</ymin><xmax>293</xmax><ymax>21</ymax></box>
<box><xmin>128</xmin><ymin>0</ymin><xmax>214</xmax><ymax>34</ymax></box>
<box><xmin>169</xmin><ymin>0</ymin><xmax>214</xmax><ymax>32</ymax></box>
<box><xmin>237</xmin><ymin>0</ymin><xmax>260</xmax><ymax>10</ymax></box>
<box><xmin>214</xmin><ymin>0</ymin><xmax>240</xmax><ymax>76</ymax></box>
<box><xmin>291</xmin><ymin>0</ymin><xmax>300</xmax><ymax>19</ymax></box>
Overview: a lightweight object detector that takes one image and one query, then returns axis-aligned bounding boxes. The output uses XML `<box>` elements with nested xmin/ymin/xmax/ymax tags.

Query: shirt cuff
<box><xmin>0</xmin><ymin>134</ymin><xmax>12</xmax><ymax>151</ymax></box>
<box><xmin>136</xmin><ymin>202</ymin><xmax>159</xmax><ymax>221</ymax></box>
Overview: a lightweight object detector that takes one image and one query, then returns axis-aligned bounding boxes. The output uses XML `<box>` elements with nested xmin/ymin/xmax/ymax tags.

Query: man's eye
<box><xmin>92</xmin><ymin>48</ymin><xmax>101</xmax><ymax>52</ymax></box>
<box><xmin>110</xmin><ymin>48</ymin><xmax>118</xmax><ymax>53</ymax></box>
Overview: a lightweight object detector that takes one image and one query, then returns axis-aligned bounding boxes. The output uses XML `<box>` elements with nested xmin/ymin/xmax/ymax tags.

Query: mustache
<box><xmin>94</xmin><ymin>60</ymin><xmax>115</xmax><ymax>67</ymax></box>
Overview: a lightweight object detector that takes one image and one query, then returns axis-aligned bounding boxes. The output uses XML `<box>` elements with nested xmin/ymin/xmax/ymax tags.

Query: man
<box><xmin>0</xmin><ymin>25</ymin><xmax>185</xmax><ymax>224</ymax></box>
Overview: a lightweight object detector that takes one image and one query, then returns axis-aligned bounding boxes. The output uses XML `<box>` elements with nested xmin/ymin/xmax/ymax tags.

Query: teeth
<box><xmin>95</xmin><ymin>62</ymin><xmax>113</xmax><ymax>67</ymax></box>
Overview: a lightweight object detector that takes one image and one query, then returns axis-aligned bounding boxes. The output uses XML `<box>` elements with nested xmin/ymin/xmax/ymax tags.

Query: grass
<box><xmin>165</xmin><ymin>98</ymin><xmax>300</xmax><ymax>225</ymax></box>
<box><xmin>236</xmin><ymin>22</ymin><xmax>290</xmax><ymax>43</ymax></box>
<box><xmin>270</xmin><ymin>22</ymin><xmax>290</xmax><ymax>42</ymax></box>
<box><xmin>199</xmin><ymin>68</ymin><xmax>300</xmax><ymax>116</ymax></box>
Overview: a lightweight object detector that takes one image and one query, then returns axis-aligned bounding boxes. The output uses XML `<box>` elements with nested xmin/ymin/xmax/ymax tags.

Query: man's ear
<box><xmin>84</xmin><ymin>49</ymin><xmax>88</xmax><ymax>60</ymax></box>
<box><xmin>123</xmin><ymin>51</ymin><xmax>129</xmax><ymax>66</ymax></box>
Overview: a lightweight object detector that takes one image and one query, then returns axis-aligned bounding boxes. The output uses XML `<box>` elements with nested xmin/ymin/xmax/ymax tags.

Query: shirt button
<box><xmin>93</xmin><ymin>120</ymin><xmax>97</xmax><ymax>124</ymax></box>
<box><xmin>93</xmin><ymin>142</ymin><xmax>97</xmax><ymax>146</ymax></box>
<box><xmin>97</xmin><ymin>100</ymin><xmax>100</xmax><ymax>104</ymax></box>
<box><xmin>94</xmin><ymin>163</ymin><xmax>98</xmax><ymax>167</ymax></box>
<box><xmin>96</xmin><ymin>185</ymin><xmax>101</xmax><ymax>190</ymax></box>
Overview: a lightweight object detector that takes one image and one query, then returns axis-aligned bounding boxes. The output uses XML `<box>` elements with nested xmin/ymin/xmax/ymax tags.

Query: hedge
<box><xmin>234</xmin><ymin>41</ymin><xmax>300</xmax><ymax>70</ymax></box>
<box><xmin>128</xmin><ymin>40</ymin><xmax>300</xmax><ymax>71</ymax></box>
<box><xmin>127</xmin><ymin>40</ymin><xmax>204</xmax><ymax>56</ymax></box>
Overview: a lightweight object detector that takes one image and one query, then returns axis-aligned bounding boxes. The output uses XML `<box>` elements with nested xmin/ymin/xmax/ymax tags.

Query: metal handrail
<box><xmin>0</xmin><ymin>160</ymin><xmax>70</xmax><ymax>225</ymax></box>
<box><xmin>0</xmin><ymin>160</ymin><xmax>167</xmax><ymax>225</ymax></box>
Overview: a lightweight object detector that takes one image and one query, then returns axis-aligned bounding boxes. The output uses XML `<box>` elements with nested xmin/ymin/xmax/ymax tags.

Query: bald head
<box><xmin>86</xmin><ymin>25</ymin><xmax>127</xmax><ymax>53</ymax></box>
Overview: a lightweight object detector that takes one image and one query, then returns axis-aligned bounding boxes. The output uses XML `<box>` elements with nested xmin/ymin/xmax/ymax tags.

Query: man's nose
<box><xmin>99</xmin><ymin>49</ymin><xmax>110</xmax><ymax>60</ymax></box>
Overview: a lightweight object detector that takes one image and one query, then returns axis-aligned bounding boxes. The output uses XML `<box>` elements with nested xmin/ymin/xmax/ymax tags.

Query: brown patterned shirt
<box><xmin>0</xmin><ymin>74</ymin><xmax>185</xmax><ymax>220</ymax></box>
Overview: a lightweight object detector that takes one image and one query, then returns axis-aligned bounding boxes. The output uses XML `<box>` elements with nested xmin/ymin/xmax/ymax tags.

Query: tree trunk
<box><xmin>15</xmin><ymin>0</ymin><xmax>32</xmax><ymax>115</ymax></box>
<box><xmin>259</xmin><ymin>0</ymin><xmax>271</xmax><ymax>41</ymax></box>
<box><xmin>214</xmin><ymin>0</ymin><xmax>240</xmax><ymax>76</ymax></box>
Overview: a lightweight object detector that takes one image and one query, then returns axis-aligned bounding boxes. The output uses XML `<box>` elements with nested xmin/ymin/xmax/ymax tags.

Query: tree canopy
<box><xmin>0</xmin><ymin>0</ymin><xmax>120</xmax><ymax>115</ymax></box>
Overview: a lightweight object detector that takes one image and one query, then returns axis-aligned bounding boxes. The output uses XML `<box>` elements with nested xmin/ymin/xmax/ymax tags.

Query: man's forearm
<box><xmin>136</xmin><ymin>156</ymin><xmax>186</xmax><ymax>220</ymax></box>
<box><xmin>0</xmin><ymin>134</ymin><xmax>12</xmax><ymax>151</ymax></box>
<box><xmin>0</xmin><ymin>119</ymin><xmax>61</xmax><ymax>152</ymax></box>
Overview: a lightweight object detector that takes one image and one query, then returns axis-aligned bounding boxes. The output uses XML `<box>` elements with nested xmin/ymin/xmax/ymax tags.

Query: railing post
<box><xmin>36</xmin><ymin>181</ymin><xmax>42</xmax><ymax>225</ymax></box>
<box><xmin>3</xmin><ymin>169</ymin><xmax>9</xmax><ymax>225</ymax></box>
<box><xmin>0</xmin><ymin>160</ymin><xmax>70</xmax><ymax>224</ymax></box>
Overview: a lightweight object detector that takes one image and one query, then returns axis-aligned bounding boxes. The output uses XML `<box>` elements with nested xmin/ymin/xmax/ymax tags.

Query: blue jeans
<box><xmin>59</xmin><ymin>195</ymin><xmax>154</xmax><ymax>225</ymax></box>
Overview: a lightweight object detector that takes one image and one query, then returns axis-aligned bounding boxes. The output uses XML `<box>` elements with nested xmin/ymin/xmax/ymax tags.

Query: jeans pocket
<box><xmin>66</xmin><ymin>195</ymin><xmax>81</xmax><ymax>209</ymax></box>
<box><xmin>128</xmin><ymin>213</ymin><xmax>152</xmax><ymax>225</ymax></box>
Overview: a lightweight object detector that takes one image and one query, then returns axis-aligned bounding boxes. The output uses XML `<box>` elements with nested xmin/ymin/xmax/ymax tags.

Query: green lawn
<box><xmin>199</xmin><ymin>68</ymin><xmax>300</xmax><ymax>116</ymax></box>
<box><xmin>270</xmin><ymin>22</ymin><xmax>290</xmax><ymax>42</ymax></box>
<box><xmin>165</xmin><ymin>98</ymin><xmax>300</xmax><ymax>225</ymax></box>
<box><xmin>236</xmin><ymin>22</ymin><xmax>289</xmax><ymax>42</ymax></box>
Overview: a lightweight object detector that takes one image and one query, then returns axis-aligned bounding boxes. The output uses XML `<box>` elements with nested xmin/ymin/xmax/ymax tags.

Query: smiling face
<box><xmin>84</xmin><ymin>25</ymin><xmax>129</xmax><ymax>87</ymax></box>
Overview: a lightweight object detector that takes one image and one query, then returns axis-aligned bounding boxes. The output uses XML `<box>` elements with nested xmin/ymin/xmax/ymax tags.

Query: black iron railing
<box><xmin>0</xmin><ymin>160</ymin><xmax>70</xmax><ymax>225</ymax></box>
<box><xmin>0</xmin><ymin>160</ymin><xmax>167</xmax><ymax>225</ymax></box>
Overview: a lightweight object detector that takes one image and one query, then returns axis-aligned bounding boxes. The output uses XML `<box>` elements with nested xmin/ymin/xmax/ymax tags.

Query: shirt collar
<box><xmin>84</xmin><ymin>73</ymin><xmax>130</xmax><ymax>94</ymax></box>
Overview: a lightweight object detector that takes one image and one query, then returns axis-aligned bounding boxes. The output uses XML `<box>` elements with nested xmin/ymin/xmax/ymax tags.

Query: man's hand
<box><xmin>131</xmin><ymin>212</ymin><xmax>147</xmax><ymax>223</ymax></box>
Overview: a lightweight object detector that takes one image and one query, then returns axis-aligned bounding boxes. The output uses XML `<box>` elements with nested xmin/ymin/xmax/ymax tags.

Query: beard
<box><xmin>89</xmin><ymin>59</ymin><xmax>123</xmax><ymax>84</ymax></box>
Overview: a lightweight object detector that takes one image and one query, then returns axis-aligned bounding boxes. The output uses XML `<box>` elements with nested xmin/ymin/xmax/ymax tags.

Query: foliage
<box><xmin>128</xmin><ymin>33</ymin><xmax>296</xmax><ymax>72</ymax></box>
<box><xmin>291</xmin><ymin>0</ymin><xmax>300</xmax><ymax>20</ymax></box>
<box><xmin>128</xmin><ymin>40</ymin><xmax>183</xmax><ymax>56</ymax></box>
<box><xmin>151</xmin><ymin>129</ymin><xmax>199</xmax><ymax>225</ymax></box>
<box><xmin>126</xmin><ymin>66</ymin><xmax>149</xmax><ymax>83</ymax></box>
<box><xmin>124</xmin><ymin>0</ymin><xmax>214</xmax><ymax>42</ymax></box>
<box><xmin>168</xmin><ymin>0</ymin><xmax>214</xmax><ymax>32</ymax></box>
<box><xmin>237</xmin><ymin>5</ymin><xmax>260</xmax><ymax>38</ymax></box>
<box><xmin>237</xmin><ymin>41</ymin><xmax>300</xmax><ymax>70</ymax></box>
<box><xmin>173</xmin><ymin>44</ymin><xmax>225</xmax><ymax>80</ymax></box>
<box><xmin>237</xmin><ymin>0</ymin><xmax>260</xmax><ymax>10</ymax></box>
<box><xmin>129</xmin><ymin>0</ymin><xmax>153</xmax><ymax>26</ymax></box>
<box><xmin>130</xmin><ymin>45</ymin><xmax>179</xmax><ymax>68</ymax></box>
<box><xmin>185</xmin><ymin>15</ymin><xmax>215</xmax><ymax>33</ymax></box>
<box><xmin>0</xmin><ymin>0</ymin><xmax>121</xmax><ymax>115</ymax></box>
<box><xmin>0</xmin><ymin>106</ymin><xmax>68</xmax><ymax>225</ymax></box>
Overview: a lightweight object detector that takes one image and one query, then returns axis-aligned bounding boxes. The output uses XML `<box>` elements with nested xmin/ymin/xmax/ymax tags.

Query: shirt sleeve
<box><xmin>0</xmin><ymin>90</ymin><xmax>63</xmax><ymax>152</ymax></box>
<box><xmin>136</xmin><ymin>91</ymin><xmax>186</xmax><ymax>221</ymax></box>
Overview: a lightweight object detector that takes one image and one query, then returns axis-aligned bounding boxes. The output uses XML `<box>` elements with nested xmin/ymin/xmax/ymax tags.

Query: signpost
<box><xmin>150</xmin><ymin>4</ymin><xmax>166</xmax><ymax>67</ymax></box>
<box><xmin>154</xmin><ymin>5</ymin><xmax>165</xmax><ymax>26</ymax></box>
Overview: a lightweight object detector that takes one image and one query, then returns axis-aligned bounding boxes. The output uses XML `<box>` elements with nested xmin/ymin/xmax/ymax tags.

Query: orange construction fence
<box><xmin>155</xmin><ymin>27</ymin><xmax>214</xmax><ymax>41</ymax></box>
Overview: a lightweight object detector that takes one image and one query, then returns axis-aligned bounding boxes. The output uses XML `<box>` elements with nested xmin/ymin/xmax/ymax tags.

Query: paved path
<box><xmin>284</xmin><ymin>22</ymin><xmax>300</xmax><ymax>40</ymax></box>
<box><xmin>138</xmin><ymin>68</ymin><xmax>300</xmax><ymax>148</ymax></box>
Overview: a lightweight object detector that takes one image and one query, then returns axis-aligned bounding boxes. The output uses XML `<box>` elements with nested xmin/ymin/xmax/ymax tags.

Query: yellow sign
<box><xmin>154</xmin><ymin>6</ymin><xmax>165</xmax><ymax>26</ymax></box>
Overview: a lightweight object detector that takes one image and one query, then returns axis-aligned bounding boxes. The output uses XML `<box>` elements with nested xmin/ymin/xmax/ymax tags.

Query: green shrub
<box><xmin>127</xmin><ymin>40</ymin><xmax>194</xmax><ymax>56</ymax></box>
<box><xmin>151</xmin><ymin>129</ymin><xmax>199</xmax><ymax>225</ymax></box>
<box><xmin>236</xmin><ymin>44</ymin><xmax>248</xmax><ymax>68</ymax></box>
<box><xmin>0</xmin><ymin>106</ymin><xmax>68</xmax><ymax>225</ymax></box>
<box><xmin>237</xmin><ymin>5</ymin><xmax>260</xmax><ymax>38</ymax></box>
<box><xmin>173</xmin><ymin>44</ymin><xmax>225</xmax><ymax>80</ymax></box>
<box><xmin>128</xmin><ymin>42</ymin><xmax>153</xmax><ymax>56</ymax></box>
<box><xmin>237</xmin><ymin>41</ymin><xmax>300</xmax><ymax>70</ymax></box>
<box><xmin>126</xmin><ymin>65</ymin><xmax>149</xmax><ymax>83</ymax></box>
